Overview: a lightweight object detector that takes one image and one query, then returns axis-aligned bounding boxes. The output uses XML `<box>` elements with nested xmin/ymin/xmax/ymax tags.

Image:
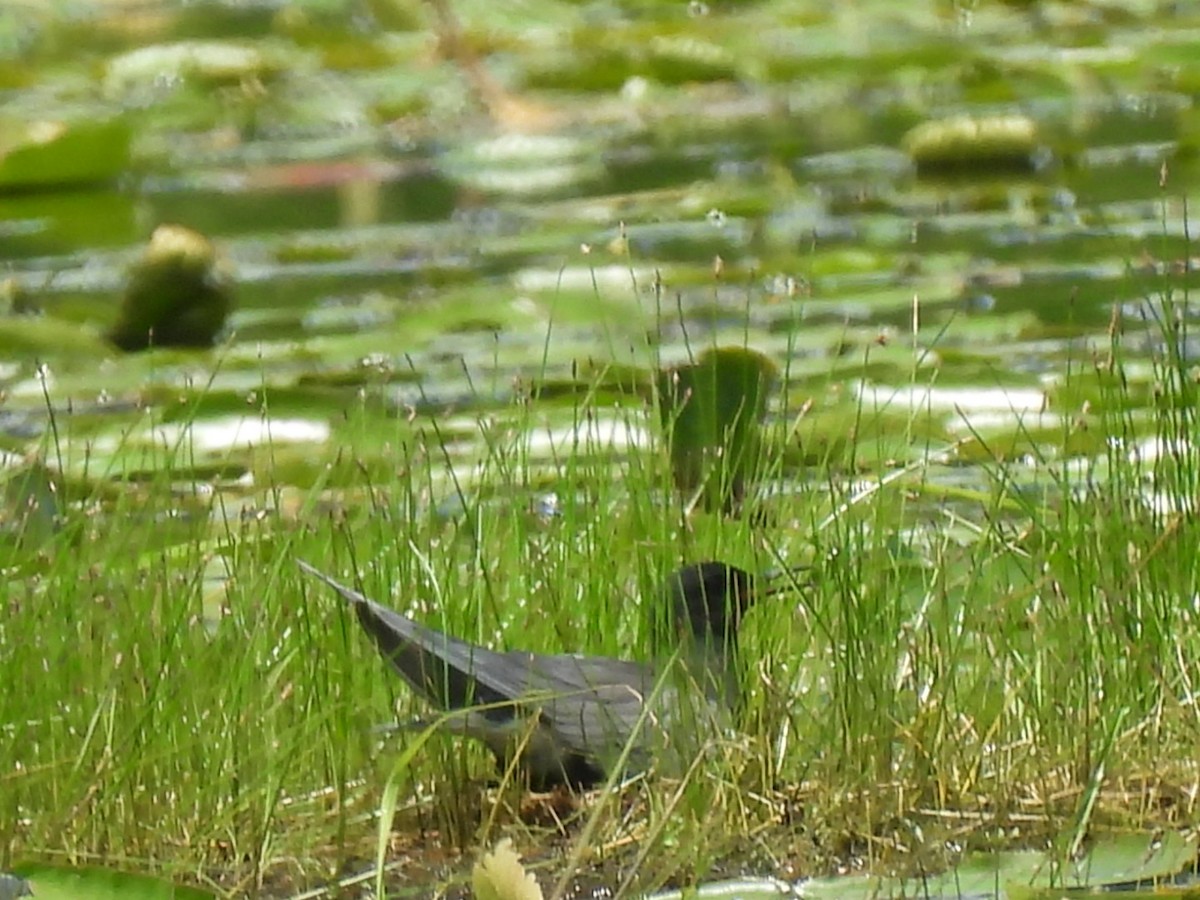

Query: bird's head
<box><xmin>667</xmin><ymin>561</ymin><xmax>756</xmax><ymax>647</ymax></box>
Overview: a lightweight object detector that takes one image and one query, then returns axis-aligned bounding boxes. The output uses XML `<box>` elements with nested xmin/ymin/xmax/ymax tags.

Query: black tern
<box><xmin>298</xmin><ymin>560</ymin><xmax>761</xmax><ymax>790</ymax></box>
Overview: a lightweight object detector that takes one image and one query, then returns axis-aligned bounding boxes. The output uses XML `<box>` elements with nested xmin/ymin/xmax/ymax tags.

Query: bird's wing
<box><xmin>525</xmin><ymin>653</ymin><xmax>730</xmax><ymax>774</ymax></box>
<box><xmin>299</xmin><ymin>561</ymin><xmax>521</xmax><ymax>715</ymax></box>
<box><xmin>512</xmin><ymin>654</ymin><xmax>663</xmax><ymax>767</ymax></box>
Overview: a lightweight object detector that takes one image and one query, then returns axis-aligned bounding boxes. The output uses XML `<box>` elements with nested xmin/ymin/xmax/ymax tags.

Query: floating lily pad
<box><xmin>9</xmin><ymin>862</ymin><xmax>215</xmax><ymax>899</ymax></box>
<box><xmin>647</xmin><ymin>34</ymin><xmax>741</xmax><ymax>83</ymax></box>
<box><xmin>0</xmin><ymin>117</ymin><xmax>131</xmax><ymax>191</ymax></box>
<box><xmin>0</xmin><ymin>315</ymin><xmax>112</xmax><ymax>358</ymax></box>
<box><xmin>104</xmin><ymin>40</ymin><xmax>292</xmax><ymax>97</ymax></box>
<box><xmin>800</xmin><ymin>830</ymin><xmax>1199</xmax><ymax>900</ymax></box>
<box><xmin>648</xmin><ymin>877</ymin><xmax>796</xmax><ymax>900</ymax></box>
<box><xmin>902</xmin><ymin>113</ymin><xmax>1040</xmax><ymax>172</ymax></box>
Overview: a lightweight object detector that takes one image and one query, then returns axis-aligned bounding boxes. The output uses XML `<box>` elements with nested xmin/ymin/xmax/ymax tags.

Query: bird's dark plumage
<box><xmin>665</xmin><ymin>561</ymin><xmax>754</xmax><ymax>643</ymax></box>
<box><xmin>298</xmin><ymin>559</ymin><xmax>758</xmax><ymax>790</ymax></box>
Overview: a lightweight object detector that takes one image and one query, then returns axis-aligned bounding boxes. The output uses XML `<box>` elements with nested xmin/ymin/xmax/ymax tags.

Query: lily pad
<box><xmin>902</xmin><ymin>114</ymin><xmax>1040</xmax><ymax>172</ymax></box>
<box><xmin>104</xmin><ymin>40</ymin><xmax>293</xmax><ymax>96</ymax></box>
<box><xmin>9</xmin><ymin>863</ymin><xmax>214</xmax><ymax>899</ymax></box>
<box><xmin>0</xmin><ymin>117</ymin><xmax>131</xmax><ymax>191</ymax></box>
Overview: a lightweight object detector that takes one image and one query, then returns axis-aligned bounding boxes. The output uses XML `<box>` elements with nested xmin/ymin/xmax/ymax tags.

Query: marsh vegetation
<box><xmin>2</xmin><ymin>0</ymin><xmax>1200</xmax><ymax>897</ymax></box>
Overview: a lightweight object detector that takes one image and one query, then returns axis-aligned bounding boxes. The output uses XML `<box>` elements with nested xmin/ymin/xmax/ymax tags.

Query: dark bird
<box><xmin>297</xmin><ymin>560</ymin><xmax>762</xmax><ymax>790</ymax></box>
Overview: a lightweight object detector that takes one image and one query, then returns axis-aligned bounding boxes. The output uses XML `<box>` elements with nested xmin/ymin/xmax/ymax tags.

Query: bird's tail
<box><xmin>297</xmin><ymin>559</ymin><xmax>371</xmax><ymax>606</ymax></box>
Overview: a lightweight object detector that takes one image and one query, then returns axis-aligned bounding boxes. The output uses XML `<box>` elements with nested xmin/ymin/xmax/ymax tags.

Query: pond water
<box><xmin>3</xmin><ymin>2</ymin><xmax>1198</xmax><ymax>505</ymax></box>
